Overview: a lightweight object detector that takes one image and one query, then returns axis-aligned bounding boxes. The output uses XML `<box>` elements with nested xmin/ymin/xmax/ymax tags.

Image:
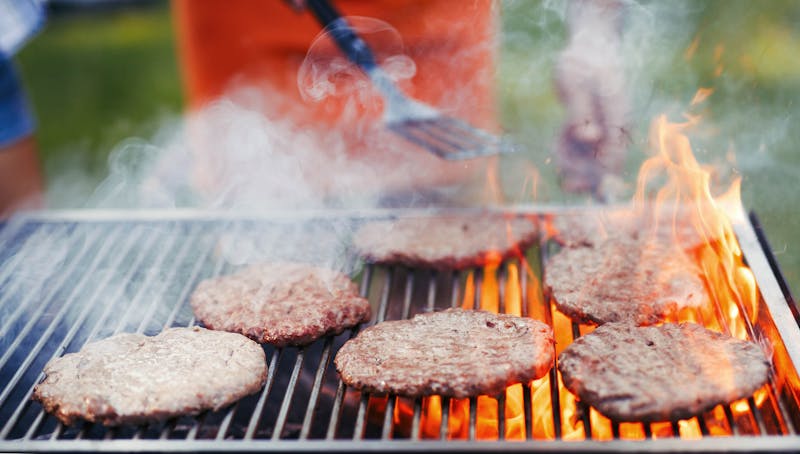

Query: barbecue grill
<box><xmin>0</xmin><ymin>207</ymin><xmax>798</xmax><ymax>452</ymax></box>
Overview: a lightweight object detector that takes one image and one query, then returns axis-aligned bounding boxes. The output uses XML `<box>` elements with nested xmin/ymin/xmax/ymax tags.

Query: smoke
<box><xmin>0</xmin><ymin>225</ymin><xmax>71</xmax><ymax>353</ymax></box>
<box><xmin>81</xmin><ymin>101</ymin><xmax>335</xmax><ymax>211</ymax></box>
<box><xmin>298</xmin><ymin>16</ymin><xmax>417</xmax><ymax>105</ymax></box>
<box><xmin>2</xmin><ymin>3</ymin><xmax>798</xmax><ymax>419</ymax></box>
<box><xmin>74</xmin><ymin>20</ymin><xmax>494</xmax><ymax>215</ymax></box>
<box><xmin>29</xmin><ymin>2</ymin><xmax>796</xmax><ymax>213</ymax></box>
<box><xmin>496</xmin><ymin>1</ymin><xmax>799</xmax><ymax>293</ymax></box>
<box><xmin>502</xmin><ymin>1</ymin><xmax>795</xmax><ymax>190</ymax></box>
<box><xmin>29</xmin><ymin>14</ymin><xmax>492</xmax><ymax>280</ymax></box>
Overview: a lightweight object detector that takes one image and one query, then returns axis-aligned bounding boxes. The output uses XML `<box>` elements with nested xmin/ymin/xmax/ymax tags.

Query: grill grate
<box><xmin>0</xmin><ymin>211</ymin><xmax>799</xmax><ymax>451</ymax></box>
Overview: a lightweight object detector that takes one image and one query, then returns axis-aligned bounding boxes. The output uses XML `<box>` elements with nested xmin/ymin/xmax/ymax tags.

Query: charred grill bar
<box><xmin>0</xmin><ymin>209</ymin><xmax>798</xmax><ymax>451</ymax></box>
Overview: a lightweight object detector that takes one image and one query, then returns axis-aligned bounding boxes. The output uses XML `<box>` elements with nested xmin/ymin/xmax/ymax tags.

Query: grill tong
<box><xmin>305</xmin><ymin>0</ymin><xmax>515</xmax><ymax>160</ymax></box>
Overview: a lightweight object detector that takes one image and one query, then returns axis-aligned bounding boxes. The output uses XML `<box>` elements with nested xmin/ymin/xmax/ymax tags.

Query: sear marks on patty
<box><xmin>549</xmin><ymin>205</ymin><xmax>716</xmax><ymax>251</ymax></box>
<box><xmin>545</xmin><ymin>236</ymin><xmax>708</xmax><ymax>326</ymax></box>
<box><xmin>558</xmin><ymin>323</ymin><xmax>770</xmax><ymax>422</ymax></box>
<box><xmin>32</xmin><ymin>327</ymin><xmax>266</xmax><ymax>426</ymax></box>
<box><xmin>191</xmin><ymin>262</ymin><xmax>370</xmax><ymax>347</ymax></box>
<box><xmin>335</xmin><ymin>308</ymin><xmax>554</xmax><ymax>398</ymax></box>
<box><xmin>353</xmin><ymin>214</ymin><xmax>539</xmax><ymax>270</ymax></box>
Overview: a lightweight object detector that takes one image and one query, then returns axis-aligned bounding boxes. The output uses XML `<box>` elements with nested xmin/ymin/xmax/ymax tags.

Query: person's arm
<box><xmin>0</xmin><ymin>0</ymin><xmax>46</xmax><ymax>217</ymax></box>
<box><xmin>554</xmin><ymin>0</ymin><xmax>628</xmax><ymax>199</ymax></box>
<box><xmin>0</xmin><ymin>54</ymin><xmax>43</xmax><ymax>218</ymax></box>
<box><xmin>0</xmin><ymin>136</ymin><xmax>43</xmax><ymax>217</ymax></box>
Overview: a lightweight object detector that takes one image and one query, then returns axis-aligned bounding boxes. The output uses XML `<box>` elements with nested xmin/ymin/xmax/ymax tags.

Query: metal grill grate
<box><xmin>0</xmin><ymin>210</ymin><xmax>799</xmax><ymax>451</ymax></box>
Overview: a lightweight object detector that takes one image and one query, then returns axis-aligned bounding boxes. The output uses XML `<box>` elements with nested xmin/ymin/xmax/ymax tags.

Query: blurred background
<box><xmin>14</xmin><ymin>0</ymin><xmax>800</xmax><ymax>294</ymax></box>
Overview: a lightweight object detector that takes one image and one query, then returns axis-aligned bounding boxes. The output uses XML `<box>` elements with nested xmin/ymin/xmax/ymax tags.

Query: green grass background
<box><xmin>15</xmin><ymin>1</ymin><xmax>800</xmax><ymax>296</ymax></box>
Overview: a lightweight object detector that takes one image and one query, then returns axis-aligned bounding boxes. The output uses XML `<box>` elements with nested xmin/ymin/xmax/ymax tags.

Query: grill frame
<box><xmin>0</xmin><ymin>207</ymin><xmax>798</xmax><ymax>452</ymax></box>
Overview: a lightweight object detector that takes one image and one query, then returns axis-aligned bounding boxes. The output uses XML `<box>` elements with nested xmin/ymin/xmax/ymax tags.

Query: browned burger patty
<box><xmin>335</xmin><ymin>308</ymin><xmax>554</xmax><ymax>398</ymax></box>
<box><xmin>191</xmin><ymin>262</ymin><xmax>370</xmax><ymax>347</ymax></box>
<box><xmin>545</xmin><ymin>237</ymin><xmax>708</xmax><ymax>325</ymax></box>
<box><xmin>32</xmin><ymin>327</ymin><xmax>266</xmax><ymax>426</ymax></box>
<box><xmin>558</xmin><ymin>323</ymin><xmax>770</xmax><ymax>422</ymax></box>
<box><xmin>550</xmin><ymin>205</ymin><xmax>714</xmax><ymax>251</ymax></box>
<box><xmin>353</xmin><ymin>214</ymin><xmax>538</xmax><ymax>270</ymax></box>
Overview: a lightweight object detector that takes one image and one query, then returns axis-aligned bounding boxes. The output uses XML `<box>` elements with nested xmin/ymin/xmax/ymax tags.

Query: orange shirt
<box><xmin>172</xmin><ymin>0</ymin><xmax>498</xmax><ymax>199</ymax></box>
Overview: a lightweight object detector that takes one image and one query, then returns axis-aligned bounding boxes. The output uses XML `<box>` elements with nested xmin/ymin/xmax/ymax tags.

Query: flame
<box><xmin>527</xmin><ymin>304</ymin><xmax>588</xmax><ymax>441</ymax></box>
<box><xmin>485</xmin><ymin>158</ymin><xmax>505</xmax><ymax>204</ymax></box>
<box><xmin>635</xmin><ymin>112</ymin><xmax>759</xmax><ymax>341</ymax></box>
<box><xmin>514</xmin><ymin>163</ymin><xmax>541</xmax><ymax>203</ymax></box>
<box><xmin>394</xmin><ymin>107</ymin><xmax>768</xmax><ymax>440</ymax></box>
<box><xmin>713</xmin><ymin>44</ymin><xmax>725</xmax><ymax>77</ymax></box>
<box><xmin>690</xmin><ymin>87</ymin><xmax>714</xmax><ymax>106</ymax></box>
<box><xmin>650</xmin><ymin>422</ymin><xmax>674</xmax><ymax>439</ymax></box>
<box><xmin>684</xmin><ymin>34</ymin><xmax>701</xmax><ymax>61</ymax></box>
<box><xmin>476</xmin><ymin>262</ymin><xmax>500</xmax><ymax>313</ymax></box>
<box><xmin>678</xmin><ymin>419</ymin><xmax>703</xmax><ymax>440</ymax></box>
<box><xmin>465</xmin><ymin>263</ymin><xmax>526</xmax><ymax>440</ymax></box>
<box><xmin>706</xmin><ymin>405</ymin><xmax>733</xmax><ymax>436</ymax></box>
<box><xmin>407</xmin><ymin>262</ymin><xmax>529</xmax><ymax>440</ymax></box>
<box><xmin>568</xmin><ymin>407</ymin><xmax>596</xmax><ymax>441</ymax></box>
<box><xmin>627</xmin><ymin>105</ymin><xmax>767</xmax><ymax>438</ymax></box>
<box><xmin>619</xmin><ymin>423</ymin><xmax>646</xmax><ymax>440</ymax></box>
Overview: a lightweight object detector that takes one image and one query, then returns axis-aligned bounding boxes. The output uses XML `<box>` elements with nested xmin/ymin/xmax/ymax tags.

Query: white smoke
<box><xmin>32</xmin><ymin>1</ymin><xmax>800</xmax><ymax>282</ymax></box>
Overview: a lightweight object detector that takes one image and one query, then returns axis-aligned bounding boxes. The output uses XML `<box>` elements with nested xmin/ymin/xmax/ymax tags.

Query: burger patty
<box><xmin>353</xmin><ymin>214</ymin><xmax>539</xmax><ymax>270</ymax></box>
<box><xmin>545</xmin><ymin>237</ymin><xmax>708</xmax><ymax>325</ymax></box>
<box><xmin>190</xmin><ymin>262</ymin><xmax>371</xmax><ymax>347</ymax></box>
<box><xmin>33</xmin><ymin>327</ymin><xmax>266</xmax><ymax>426</ymax></box>
<box><xmin>558</xmin><ymin>323</ymin><xmax>770</xmax><ymax>422</ymax></box>
<box><xmin>550</xmin><ymin>205</ymin><xmax>714</xmax><ymax>251</ymax></box>
<box><xmin>335</xmin><ymin>308</ymin><xmax>554</xmax><ymax>398</ymax></box>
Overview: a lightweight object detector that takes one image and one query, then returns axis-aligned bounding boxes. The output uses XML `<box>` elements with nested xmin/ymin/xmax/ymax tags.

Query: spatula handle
<box><xmin>306</xmin><ymin>0</ymin><xmax>378</xmax><ymax>73</ymax></box>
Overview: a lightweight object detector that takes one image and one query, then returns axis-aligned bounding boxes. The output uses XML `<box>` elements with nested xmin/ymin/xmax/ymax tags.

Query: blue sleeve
<box><xmin>0</xmin><ymin>54</ymin><xmax>36</xmax><ymax>148</ymax></box>
<box><xmin>0</xmin><ymin>0</ymin><xmax>45</xmax><ymax>148</ymax></box>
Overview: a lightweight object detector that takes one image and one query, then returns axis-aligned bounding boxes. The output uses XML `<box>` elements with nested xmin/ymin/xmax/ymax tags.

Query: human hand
<box><xmin>554</xmin><ymin>0</ymin><xmax>628</xmax><ymax>199</ymax></box>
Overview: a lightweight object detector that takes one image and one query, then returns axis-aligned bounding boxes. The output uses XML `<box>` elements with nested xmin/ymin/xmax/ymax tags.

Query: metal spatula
<box><xmin>305</xmin><ymin>0</ymin><xmax>514</xmax><ymax>160</ymax></box>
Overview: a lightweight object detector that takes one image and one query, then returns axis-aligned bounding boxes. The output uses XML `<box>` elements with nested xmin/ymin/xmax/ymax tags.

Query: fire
<box><xmin>690</xmin><ymin>87</ymin><xmax>714</xmax><ymax>106</ymax></box>
<box><xmin>393</xmin><ymin>91</ymin><xmax>767</xmax><ymax>441</ymax></box>
<box><xmin>684</xmin><ymin>35</ymin><xmax>701</xmax><ymax>61</ymax></box>
<box><xmin>713</xmin><ymin>44</ymin><xmax>725</xmax><ymax>77</ymax></box>
<box><xmin>456</xmin><ymin>262</ymin><xmax>527</xmax><ymax>440</ymax></box>
<box><xmin>636</xmin><ymin>110</ymin><xmax>760</xmax><ymax>341</ymax></box>
<box><xmin>400</xmin><ymin>261</ymin><xmax>531</xmax><ymax>440</ymax></box>
<box><xmin>628</xmin><ymin>96</ymin><xmax>769</xmax><ymax>438</ymax></box>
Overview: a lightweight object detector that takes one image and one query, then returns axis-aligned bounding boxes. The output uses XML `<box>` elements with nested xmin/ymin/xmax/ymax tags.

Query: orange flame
<box><xmin>684</xmin><ymin>34</ymin><xmax>701</xmax><ymax>61</ymax></box>
<box><xmin>409</xmin><ymin>262</ymin><xmax>530</xmax><ymax>440</ymax></box>
<box><xmin>485</xmin><ymin>158</ymin><xmax>505</xmax><ymax>205</ymax></box>
<box><xmin>690</xmin><ymin>87</ymin><xmax>714</xmax><ymax>106</ymax></box>
<box><xmin>635</xmin><ymin>111</ymin><xmax>759</xmax><ymax>340</ymax></box>
<box><xmin>568</xmin><ymin>97</ymin><xmax>761</xmax><ymax>440</ymax></box>
<box><xmin>713</xmin><ymin>44</ymin><xmax>725</xmax><ymax>77</ymax></box>
<box><xmin>399</xmin><ymin>103</ymin><xmax>767</xmax><ymax>440</ymax></box>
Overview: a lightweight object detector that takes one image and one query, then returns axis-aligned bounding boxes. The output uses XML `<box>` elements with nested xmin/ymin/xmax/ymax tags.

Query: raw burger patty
<box><xmin>353</xmin><ymin>214</ymin><xmax>538</xmax><ymax>269</ymax></box>
<box><xmin>545</xmin><ymin>237</ymin><xmax>708</xmax><ymax>325</ymax></box>
<box><xmin>558</xmin><ymin>323</ymin><xmax>770</xmax><ymax>422</ymax></box>
<box><xmin>33</xmin><ymin>327</ymin><xmax>266</xmax><ymax>426</ymax></box>
<box><xmin>191</xmin><ymin>263</ymin><xmax>370</xmax><ymax>346</ymax></box>
<box><xmin>550</xmin><ymin>205</ymin><xmax>714</xmax><ymax>251</ymax></box>
<box><xmin>335</xmin><ymin>308</ymin><xmax>554</xmax><ymax>398</ymax></box>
